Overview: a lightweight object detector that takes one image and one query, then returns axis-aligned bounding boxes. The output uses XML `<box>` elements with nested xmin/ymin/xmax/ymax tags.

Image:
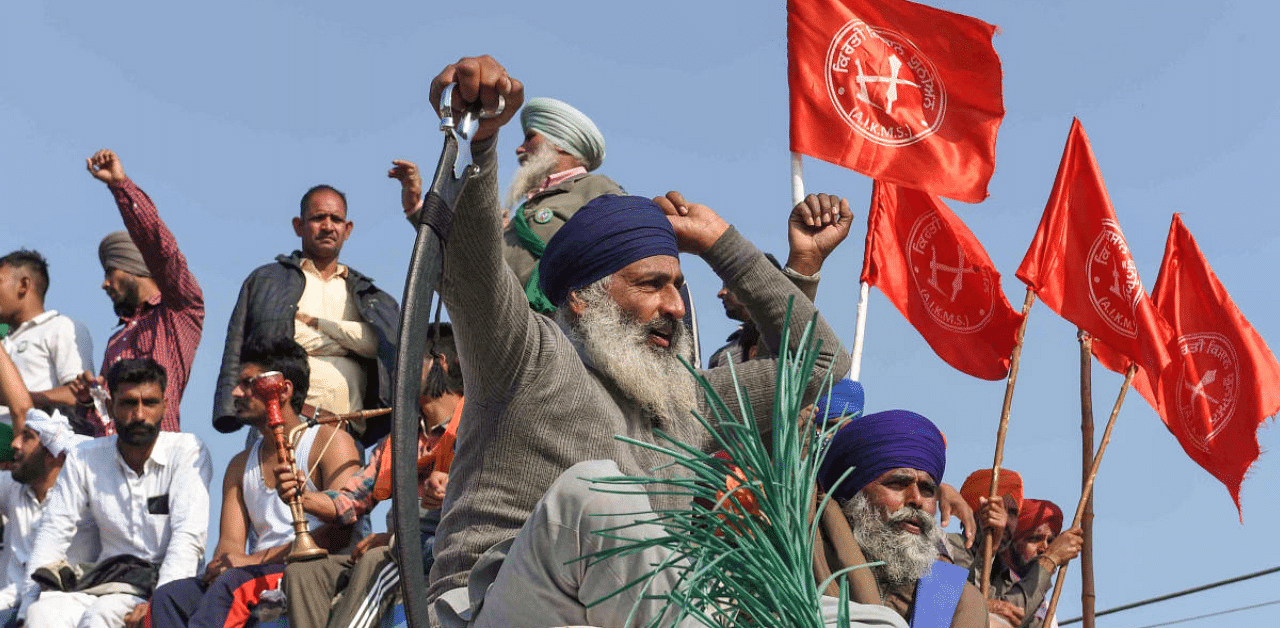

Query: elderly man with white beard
<box><xmin>414</xmin><ymin>55</ymin><xmax>858</xmax><ymax>628</ymax></box>
<box><xmin>818</xmin><ymin>410</ymin><xmax>989</xmax><ymax>628</ymax></box>
<box><xmin>391</xmin><ymin>94</ymin><xmax>621</xmax><ymax>313</ymax></box>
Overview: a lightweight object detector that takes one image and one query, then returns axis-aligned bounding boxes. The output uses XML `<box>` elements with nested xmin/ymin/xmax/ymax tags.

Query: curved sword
<box><xmin>392</xmin><ymin>85</ymin><xmax>499</xmax><ymax>628</ymax></box>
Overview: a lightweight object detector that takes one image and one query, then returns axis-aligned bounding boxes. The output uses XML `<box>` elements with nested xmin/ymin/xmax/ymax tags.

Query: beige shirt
<box><xmin>294</xmin><ymin>259</ymin><xmax>378</xmax><ymax>414</ymax></box>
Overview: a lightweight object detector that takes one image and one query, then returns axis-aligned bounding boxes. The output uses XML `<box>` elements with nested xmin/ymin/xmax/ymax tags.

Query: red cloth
<box><xmin>788</xmin><ymin>0</ymin><xmax>1004</xmax><ymax>203</ymax></box>
<box><xmin>861</xmin><ymin>181</ymin><xmax>1023</xmax><ymax>380</ymax></box>
<box><xmin>1016</xmin><ymin>498</ymin><xmax>1063</xmax><ymax>538</ymax></box>
<box><xmin>958</xmin><ymin>468</ymin><xmax>1023</xmax><ymax>514</ymax></box>
<box><xmin>1016</xmin><ymin>119</ymin><xmax>1172</xmax><ymax>394</ymax></box>
<box><xmin>99</xmin><ymin>178</ymin><xmax>204</xmax><ymax>434</ymax></box>
<box><xmin>1138</xmin><ymin>215</ymin><xmax>1280</xmax><ymax>518</ymax></box>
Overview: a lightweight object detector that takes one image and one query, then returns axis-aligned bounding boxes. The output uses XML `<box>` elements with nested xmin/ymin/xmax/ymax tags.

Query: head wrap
<box><xmin>959</xmin><ymin>468</ymin><xmax>1024</xmax><ymax>515</ymax></box>
<box><xmin>521</xmin><ymin>97</ymin><xmax>607</xmax><ymax>171</ymax></box>
<box><xmin>98</xmin><ymin>231</ymin><xmax>151</xmax><ymax>277</ymax></box>
<box><xmin>813</xmin><ymin>378</ymin><xmax>865</xmax><ymax>425</ymax></box>
<box><xmin>1016</xmin><ymin>498</ymin><xmax>1064</xmax><ymax>538</ymax></box>
<box><xmin>539</xmin><ymin>195</ymin><xmax>679</xmax><ymax>307</ymax></box>
<box><xmin>24</xmin><ymin>408</ymin><xmax>89</xmax><ymax>457</ymax></box>
<box><xmin>817</xmin><ymin>409</ymin><xmax>946</xmax><ymax>502</ymax></box>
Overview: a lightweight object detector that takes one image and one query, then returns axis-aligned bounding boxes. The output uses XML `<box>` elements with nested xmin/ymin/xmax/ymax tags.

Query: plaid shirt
<box><xmin>324</xmin><ymin>431</ymin><xmax>432</xmax><ymax>525</ymax></box>
<box><xmin>96</xmin><ymin>178</ymin><xmax>204</xmax><ymax>434</ymax></box>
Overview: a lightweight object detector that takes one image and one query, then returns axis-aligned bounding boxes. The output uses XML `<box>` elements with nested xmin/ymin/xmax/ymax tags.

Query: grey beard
<box><xmin>844</xmin><ymin>492</ymin><xmax>943</xmax><ymax>590</ymax></box>
<box><xmin>505</xmin><ymin>142</ymin><xmax>562</xmax><ymax>211</ymax></box>
<box><xmin>559</xmin><ymin>281</ymin><xmax>698</xmax><ymax>422</ymax></box>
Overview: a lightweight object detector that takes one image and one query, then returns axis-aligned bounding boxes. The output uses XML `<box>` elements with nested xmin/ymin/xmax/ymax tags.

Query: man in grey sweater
<box><xmin>423</xmin><ymin>55</ymin><xmax>862</xmax><ymax>628</ymax></box>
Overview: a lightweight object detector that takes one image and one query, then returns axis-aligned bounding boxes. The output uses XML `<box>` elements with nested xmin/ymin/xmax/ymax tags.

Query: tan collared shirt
<box><xmin>294</xmin><ymin>259</ymin><xmax>378</xmax><ymax>414</ymax></box>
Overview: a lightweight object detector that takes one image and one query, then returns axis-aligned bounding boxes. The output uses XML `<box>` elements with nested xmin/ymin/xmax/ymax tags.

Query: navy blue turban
<box><xmin>539</xmin><ymin>194</ymin><xmax>679</xmax><ymax>307</ymax></box>
<box><xmin>817</xmin><ymin>409</ymin><xmax>946</xmax><ymax>502</ymax></box>
<box><xmin>813</xmin><ymin>378</ymin><xmax>865</xmax><ymax>425</ymax></box>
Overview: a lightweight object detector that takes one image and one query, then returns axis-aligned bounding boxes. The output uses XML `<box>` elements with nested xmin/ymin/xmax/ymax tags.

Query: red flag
<box><xmin>787</xmin><ymin>0</ymin><xmax>1004</xmax><ymax>203</ymax></box>
<box><xmin>1017</xmin><ymin>119</ymin><xmax>1173</xmax><ymax>390</ymax></box>
<box><xmin>861</xmin><ymin>181</ymin><xmax>1024</xmax><ymax>380</ymax></box>
<box><xmin>1143</xmin><ymin>215</ymin><xmax>1280</xmax><ymax>517</ymax></box>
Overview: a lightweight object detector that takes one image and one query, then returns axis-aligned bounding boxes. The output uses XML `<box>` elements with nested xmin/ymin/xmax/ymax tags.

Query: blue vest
<box><xmin>907</xmin><ymin>561</ymin><xmax>968</xmax><ymax>628</ymax></box>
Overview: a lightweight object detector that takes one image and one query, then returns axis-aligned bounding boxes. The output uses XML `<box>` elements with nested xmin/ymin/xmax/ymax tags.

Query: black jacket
<box><xmin>212</xmin><ymin>251</ymin><xmax>399</xmax><ymax>445</ymax></box>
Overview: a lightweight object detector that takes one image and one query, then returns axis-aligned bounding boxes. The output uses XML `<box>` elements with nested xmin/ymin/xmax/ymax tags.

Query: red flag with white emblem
<box><xmin>1141</xmin><ymin>215</ymin><xmax>1280</xmax><ymax>517</ymax></box>
<box><xmin>788</xmin><ymin>0</ymin><xmax>1004</xmax><ymax>203</ymax></box>
<box><xmin>861</xmin><ymin>181</ymin><xmax>1023</xmax><ymax>380</ymax></box>
<box><xmin>1016</xmin><ymin>119</ymin><xmax>1174</xmax><ymax>392</ymax></box>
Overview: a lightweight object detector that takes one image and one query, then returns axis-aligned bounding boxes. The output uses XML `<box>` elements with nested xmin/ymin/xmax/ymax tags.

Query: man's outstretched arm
<box><xmin>655</xmin><ymin>191</ymin><xmax>853</xmax><ymax>429</ymax></box>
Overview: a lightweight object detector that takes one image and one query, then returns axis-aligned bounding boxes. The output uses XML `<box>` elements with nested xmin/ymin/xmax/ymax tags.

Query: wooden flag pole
<box><xmin>1079</xmin><ymin>332</ymin><xmax>1098</xmax><ymax>628</ymax></box>
<box><xmin>979</xmin><ymin>287</ymin><xmax>1037</xmax><ymax>597</ymax></box>
<box><xmin>1044</xmin><ymin>364</ymin><xmax>1137</xmax><ymax>625</ymax></box>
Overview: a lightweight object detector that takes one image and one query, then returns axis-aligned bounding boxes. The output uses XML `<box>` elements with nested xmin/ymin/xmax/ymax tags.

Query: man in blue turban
<box><xmin>818</xmin><ymin>410</ymin><xmax>987</xmax><ymax>628</ymax></box>
<box><xmin>417</xmin><ymin>56</ymin><xmax>857</xmax><ymax>628</ymax></box>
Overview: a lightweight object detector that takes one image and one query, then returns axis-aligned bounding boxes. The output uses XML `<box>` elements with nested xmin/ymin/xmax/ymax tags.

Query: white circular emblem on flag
<box><xmin>1086</xmin><ymin>219</ymin><xmax>1141</xmax><ymax>339</ymax></box>
<box><xmin>1173</xmin><ymin>332</ymin><xmax>1240</xmax><ymax>453</ymax></box>
<box><xmin>824</xmin><ymin>20</ymin><xmax>947</xmax><ymax>147</ymax></box>
<box><xmin>907</xmin><ymin>211</ymin><xmax>995</xmax><ymax>333</ymax></box>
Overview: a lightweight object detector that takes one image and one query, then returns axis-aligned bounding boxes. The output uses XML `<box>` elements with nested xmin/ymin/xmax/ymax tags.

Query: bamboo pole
<box><xmin>1044</xmin><ymin>365</ymin><xmax>1137</xmax><ymax>625</ymax></box>
<box><xmin>1079</xmin><ymin>333</ymin><xmax>1097</xmax><ymax>628</ymax></box>
<box><xmin>980</xmin><ymin>287</ymin><xmax>1037</xmax><ymax>597</ymax></box>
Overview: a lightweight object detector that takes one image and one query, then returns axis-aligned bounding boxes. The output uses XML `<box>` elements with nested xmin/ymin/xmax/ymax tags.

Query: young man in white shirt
<box><xmin>0</xmin><ymin>249</ymin><xmax>94</xmax><ymax>445</ymax></box>
<box><xmin>0</xmin><ymin>345</ymin><xmax>98</xmax><ymax>627</ymax></box>
<box><xmin>21</xmin><ymin>358</ymin><xmax>212</xmax><ymax>628</ymax></box>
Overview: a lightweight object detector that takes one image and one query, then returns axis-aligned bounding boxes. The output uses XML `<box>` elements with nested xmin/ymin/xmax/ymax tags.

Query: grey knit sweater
<box><xmin>426</xmin><ymin>135</ymin><xmax>852</xmax><ymax>611</ymax></box>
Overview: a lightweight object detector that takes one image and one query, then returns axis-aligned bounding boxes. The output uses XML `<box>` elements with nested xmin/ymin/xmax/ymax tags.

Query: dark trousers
<box><xmin>149</xmin><ymin>564</ymin><xmax>286</xmax><ymax>628</ymax></box>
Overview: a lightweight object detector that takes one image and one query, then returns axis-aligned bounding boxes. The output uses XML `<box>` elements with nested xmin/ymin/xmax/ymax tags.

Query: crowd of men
<box><xmin>0</xmin><ymin>53</ymin><xmax>1086</xmax><ymax>628</ymax></box>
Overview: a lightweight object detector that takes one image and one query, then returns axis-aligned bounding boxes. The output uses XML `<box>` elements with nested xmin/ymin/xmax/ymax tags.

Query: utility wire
<box><xmin>1126</xmin><ymin>598</ymin><xmax>1280</xmax><ymax>628</ymax></box>
<box><xmin>1061</xmin><ymin>565</ymin><xmax>1280</xmax><ymax>624</ymax></box>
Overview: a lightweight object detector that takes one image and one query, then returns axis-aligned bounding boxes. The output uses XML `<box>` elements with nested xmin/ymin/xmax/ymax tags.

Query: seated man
<box><xmin>997</xmin><ymin>499</ymin><xmax>1083</xmax><ymax>628</ymax></box>
<box><xmin>0</xmin><ymin>346</ymin><xmax>97</xmax><ymax>628</ymax></box>
<box><xmin>419</xmin><ymin>56</ymin><xmax>852</xmax><ymax>628</ymax></box>
<box><xmin>281</xmin><ymin>323</ymin><xmax>463</xmax><ymax>628</ymax></box>
<box><xmin>149</xmin><ymin>338</ymin><xmax>361</xmax><ymax>628</ymax></box>
<box><xmin>947</xmin><ymin>468</ymin><xmax>1025</xmax><ymax>572</ymax></box>
<box><xmin>21</xmin><ymin>358</ymin><xmax>213</xmax><ymax>628</ymax></box>
<box><xmin>818</xmin><ymin>409</ymin><xmax>988</xmax><ymax>628</ymax></box>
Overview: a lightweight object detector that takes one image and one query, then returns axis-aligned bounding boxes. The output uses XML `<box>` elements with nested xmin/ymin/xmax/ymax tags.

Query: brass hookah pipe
<box><xmin>250</xmin><ymin>371</ymin><xmax>328</xmax><ymax>563</ymax></box>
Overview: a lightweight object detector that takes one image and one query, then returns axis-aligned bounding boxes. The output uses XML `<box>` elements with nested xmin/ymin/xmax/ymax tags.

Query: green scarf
<box><xmin>510</xmin><ymin>202</ymin><xmax>556</xmax><ymax>314</ymax></box>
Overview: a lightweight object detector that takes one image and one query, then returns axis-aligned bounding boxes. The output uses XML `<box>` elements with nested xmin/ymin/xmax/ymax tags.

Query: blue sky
<box><xmin>3</xmin><ymin>1</ymin><xmax>1277</xmax><ymax>625</ymax></box>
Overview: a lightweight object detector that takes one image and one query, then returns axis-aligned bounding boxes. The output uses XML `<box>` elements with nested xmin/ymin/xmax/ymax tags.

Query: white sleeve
<box><xmin>154</xmin><ymin>436</ymin><xmax>212</xmax><ymax>587</ymax></box>
<box><xmin>52</xmin><ymin>317</ymin><xmax>94</xmax><ymax>385</ymax></box>
<box><xmin>20</xmin><ymin>450</ymin><xmax>89</xmax><ymax>618</ymax></box>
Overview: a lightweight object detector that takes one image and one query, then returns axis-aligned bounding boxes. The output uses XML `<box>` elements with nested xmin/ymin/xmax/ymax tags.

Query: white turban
<box><xmin>24</xmin><ymin>409</ymin><xmax>89</xmax><ymax>457</ymax></box>
<box><xmin>520</xmin><ymin>97</ymin><xmax>607</xmax><ymax>172</ymax></box>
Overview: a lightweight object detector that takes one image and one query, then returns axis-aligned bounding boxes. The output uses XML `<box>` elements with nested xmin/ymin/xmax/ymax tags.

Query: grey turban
<box><xmin>98</xmin><ymin>231</ymin><xmax>151</xmax><ymax>277</ymax></box>
<box><xmin>520</xmin><ymin>97</ymin><xmax>607</xmax><ymax>172</ymax></box>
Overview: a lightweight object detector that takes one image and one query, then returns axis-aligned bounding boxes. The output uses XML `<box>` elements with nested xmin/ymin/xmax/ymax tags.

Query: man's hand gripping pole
<box><xmin>391</xmin><ymin>84</ymin><xmax>503</xmax><ymax>628</ymax></box>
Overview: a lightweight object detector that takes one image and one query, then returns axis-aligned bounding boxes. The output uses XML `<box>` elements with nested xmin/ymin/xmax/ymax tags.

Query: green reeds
<box><xmin>580</xmin><ymin>301</ymin><xmax>872</xmax><ymax>628</ymax></box>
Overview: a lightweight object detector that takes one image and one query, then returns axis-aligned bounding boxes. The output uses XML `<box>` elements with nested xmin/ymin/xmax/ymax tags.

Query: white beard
<box><xmin>505</xmin><ymin>141</ymin><xmax>562</xmax><ymax>211</ymax></box>
<box><xmin>844</xmin><ymin>492</ymin><xmax>944</xmax><ymax>589</ymax></box>
<box><xmin>559</xmin><ymin>281</ymin><xmax>698</xmax><ymax>422</ymax></box>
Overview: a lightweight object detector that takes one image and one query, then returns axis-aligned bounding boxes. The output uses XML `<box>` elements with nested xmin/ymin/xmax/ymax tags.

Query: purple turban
<box><xmin>539</xmin><ymin>194</ymin><xmax>679</xmax><ymax>307</ymax></box>
<box><xmin>813</xmin><ymin>378</ymin><xmax>865</xmax><ymax>425</ymax></box>
<box><xmin>817</xmin><ymin>409</ymin><xmax>946</xmax><ymax>502</ymax></box>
